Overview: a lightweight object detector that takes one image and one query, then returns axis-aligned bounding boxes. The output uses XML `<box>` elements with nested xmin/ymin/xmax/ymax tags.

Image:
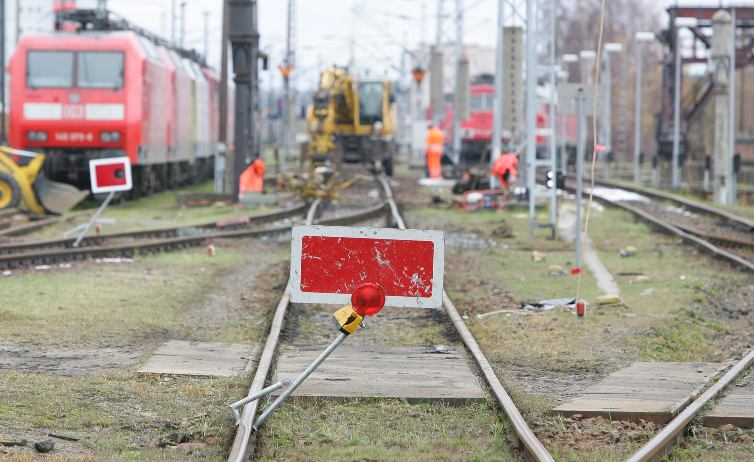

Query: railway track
<box><xmin>227</xmin><ymin>175</ymin><xmax>555</xmax><ymax>462</ymax></box>
<box><xmin>0</xmin><ymin>200</ymin><xmax>391</xmax><ymax>270</ymax></box>
<box><xmin>561</xmin><ymin>176</ymin><xmax>754</xmax><ymax>459</ymax></box>
<box><xmin>627</xmin><ymin>350</ymin><xmax>754</xmax><ymax>462</ymax></box>
<box><xmin>564</xmin><ymin>177</ymin><xmax>754</xmax><ymax>272</ymax></box>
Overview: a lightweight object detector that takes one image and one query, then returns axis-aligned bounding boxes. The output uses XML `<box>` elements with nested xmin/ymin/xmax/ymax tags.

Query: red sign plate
<box><xmin>290</xmin><ymin>225</ymin><xmax>444</xmax><ymax>308</ymax></box>
<box><xmin>89</xmin><ymin>157</ymin><xmax>132</xmax><ymax>194</ymax></box>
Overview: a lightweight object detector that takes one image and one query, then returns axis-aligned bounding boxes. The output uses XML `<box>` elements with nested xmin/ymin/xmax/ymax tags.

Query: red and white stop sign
<box><xmin>88</xmin><ymin>157</ymin><xmax>132</xmax><ymax>194</ymax></box>
<box><xmin>290</xmin><ymin>225</ymin><xmax>444</xmax><ymax>308</ymax></box>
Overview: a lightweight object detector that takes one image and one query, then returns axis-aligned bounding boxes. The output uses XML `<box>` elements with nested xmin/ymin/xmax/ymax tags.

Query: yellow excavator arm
<box><xmin>0</xmin><ymin>147</ymin><xmax>88</xmax><ymax>215</ymax></box>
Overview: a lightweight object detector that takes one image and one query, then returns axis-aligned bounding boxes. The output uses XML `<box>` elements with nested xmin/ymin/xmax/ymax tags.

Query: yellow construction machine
<box><xmin>0</xmin><ymin>147</ymin><xmax>88</xmax><ymax>215</ymax></box>
<box><xmin>305</xmin><ymin>66</ymin><xmax>397</xmax><ymax>175</ymax></box>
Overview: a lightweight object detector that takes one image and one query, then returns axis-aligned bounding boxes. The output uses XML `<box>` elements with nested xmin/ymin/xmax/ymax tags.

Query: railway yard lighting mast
<box><xmin>179</xmin><ymin>1</ymin><xmax>186</xmax><ymax>48</ymax></box>
<box><xmin>671</xmin><ymin>16</ymin><xmax>698</xmax><ymax>189</ymax></box>
<box><xmin>578</xmin><ymin>50</ymin><xmax>596</xmax><ymax>84</ymax></box>
<box><xmin>633</xmin><ymin>32</ymin><xmax>654</xmax><ymax>183</ymax></box>
<box><xmin>601</xmin><ymin>42</ymin><xmax>622</xmax><ymax>166</ymax></box>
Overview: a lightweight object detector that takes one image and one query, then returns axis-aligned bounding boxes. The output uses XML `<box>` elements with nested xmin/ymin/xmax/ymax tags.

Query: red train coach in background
<box><xmin>8</xmin><ymin>13</ymin><xmax>219</xmax><ymax>197</ymax></box>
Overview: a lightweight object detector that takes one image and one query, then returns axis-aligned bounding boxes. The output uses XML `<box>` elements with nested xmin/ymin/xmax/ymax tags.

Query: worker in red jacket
<box><xmin>240</xmin><ymin>158</ymin><xmax>266</xmax><ymax>195</ymax></box>
<box><xmin>490</xmin><ymin>152</ymin><xmax>519</xmax><ymax>199</ymax></box>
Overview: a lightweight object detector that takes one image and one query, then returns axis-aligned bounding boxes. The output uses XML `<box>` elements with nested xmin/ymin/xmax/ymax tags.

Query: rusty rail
<box><xmin>627</xmin><ymin>350</ymin><xmax>754</xmax><ymax>462</ymax></box>
<box><xmin>377</xmin><ymin>175</ymin><xmax>555</xmax><ymax>462</ymax></box>
<box><xmin>0</xmin><ymin>202</ymin><xmax>309</xmax><ymax>255</ymax></box>
<box><xmin>0</xmin><ymin>202</ymin><xmax>388</xmax><ymax>270</ymax></box>
<box><xmin>563</xmin><ymin>180</ymin><xmax>754</xmax><ymax>272</ymax></box>
<box><xmin>585</xmin><ymin>177</ymin><xmax>754</xmax><ymax>232</ymax></box>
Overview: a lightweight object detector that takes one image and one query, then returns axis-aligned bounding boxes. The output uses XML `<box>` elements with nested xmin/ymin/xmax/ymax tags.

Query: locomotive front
<box><xmin>8</xmin><ymin>33</ymin><xmax>135</xmax><ymax>187</ymax></box>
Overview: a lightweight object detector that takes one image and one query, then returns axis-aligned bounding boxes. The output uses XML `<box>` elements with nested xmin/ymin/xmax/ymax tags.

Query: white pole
<box><xmin>575</xmin><ymin>89</ymin><xmax>585</xmax><ymax>269</ymax></box>
<box><xmin>633</xmin><ymin>42</ymin><xmax>643</xmax><ymax>183</ymax></box>
<box><xmin>548</xmin><ymin>1</ymin><xmax>557</xmax><ymax>233</ymax></box>
<box><xmin>672</xmin><ymin>24</ymin><xmax>682</xmax><ymax>189</ymax></box>
<box><xmin>452</xmin><ymin>0</ymin><xmax>463</xmax><ymax>166</ymax></box>
<box><xmin>602</xmin><ymin>51</ymin><xmax>611</xmax><ymax>159</ymax></box>
<box><xmin>490</xmin><ymin>0</ymin><xmax>504</xmax><ymax>188</ymax></box>
<box><xmin>728</xmin><ymin>8</ymin><xmax>736</xmax><ymax>204</ymax></box>
<box><xmin>525</xmin><ymin>0</ymin><xmax>537</xmax><ymax>237</ymax></box>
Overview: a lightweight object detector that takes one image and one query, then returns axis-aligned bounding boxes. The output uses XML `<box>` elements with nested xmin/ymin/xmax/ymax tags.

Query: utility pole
<box><xmin>451</xmin><ymin>0</ymin><xmax>463</xmax><ymax>166</ymax></box>
<box><xmin>171</xmin><ymin>0</ymin><xmax>176</xmax><ymax>44</ymax></box>
<box><xmin>219</xmin><ymin>4</ymin><xmax>229</xmax><ymax>129</ymax></box>
<box><xmin>525</xmin><ymin>0</ymin><xmax>537</xmax><ymax>236</ymax></box>
<box><xmin>490</xmin><ymin>0</ymin><xmax>505</xmax><ymax>187</ymax></box>
<box><xmin>633</xmin><ymin>32</ymin><xmax>653</xmax><ymax>183</ymax></box>
<box><xmin>711</xmin><ymin>10</ymin><xmax>732</xmax><ymax>205</ymax></box>
<box><xmin>601</xmin><ymin>43</ymin><xmax>622</xmax><ymax>165</ymax></box>
<box><xmin>179</xmin><ymin>1</ymin><xmax>186</xmax><ymax>49</ymax></box>
<box><xmin>281</xmin><ymin>0</ymin><xmax>296</xmax><ymax>169</ymax></box>
<box><xmin>203</xmin><ymin>11</ymin><xmax>209</xmax><ymax>59</ymax></box>
<box><xmin>728</xmin><ymin>8</ymin><xmax>736</xmax><ymax>204</ymax></box>
<box><xmin>228</xmin><ymin>0</ymin><xmax>259</xmax><ymax>200</ymax></box>
<box><xmin>219</xmin><ymin>0</ymin><xmax>230</xmax><ymax>192</ymax></box>
<box><xmin>14</xmin><ymin>0</ymin><xmax>20</xmax><ymax>45</ymax></box>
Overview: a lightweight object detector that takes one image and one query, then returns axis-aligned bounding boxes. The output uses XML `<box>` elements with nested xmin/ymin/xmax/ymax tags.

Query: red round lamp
<box><xmin>351</xmin><ymin>283</ymin><xmax>386</xmax><ymax>316</ymax></box>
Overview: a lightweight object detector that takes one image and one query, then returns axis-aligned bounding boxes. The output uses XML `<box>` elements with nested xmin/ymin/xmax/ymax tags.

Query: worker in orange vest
<box><xmin>240</xmin><ymin>158</ymin><xmax>266</xmax><ymax>195</ymax></box>
<box><xmin>490</xmin><ymin>152</ymin><xmax>519</xmax><ymax>199</ymax></box>
<box><xmin>425</xmin><ymin>124</ymin><xmax>445</xmax><ymax>179</ymax></box>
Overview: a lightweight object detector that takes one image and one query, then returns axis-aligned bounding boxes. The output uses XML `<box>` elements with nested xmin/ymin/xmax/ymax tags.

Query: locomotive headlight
<box><xmin>27</xmin><ymin>131</ymin><xmax>47</xmax><ymax>142</ymax></box>
<box><xmin>100</xmin><ymin>131</ymin><xmax>121</xmax><ymax>143</ymax></box>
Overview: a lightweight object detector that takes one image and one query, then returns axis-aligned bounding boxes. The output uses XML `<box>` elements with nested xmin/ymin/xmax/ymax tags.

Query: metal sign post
<box><xmin>229</xmin><ymin>283</ymin><xmax>384</xmax><ymax>431</ymax></box>
<box><xmin>72</xmin><ymin>191</ymin><xmax>114</xmax><ymax>248</ymax></box>
<box><xmin>575</xmin><ymin>89</ymin><xmax>586</xmax><ymax>270</ymax></box>
<box><xmin>73</xmin><ymin>157</ymin><xmax>133</xmax><ymax>247</ymax></box>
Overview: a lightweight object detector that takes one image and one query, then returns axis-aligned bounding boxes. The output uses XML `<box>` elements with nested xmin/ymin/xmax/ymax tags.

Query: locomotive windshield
<box><xmin>77</xmin><ymin>52</ymin><xmax>124</xmax><ymax>89</ymax></box>
<box><xmin>27</xmin><ymin>51</ymin><xmax>74</xmax><ymax>88</ymax></box>
<box><xmin>26</xmin><ymin>51</ymin><xmax>123</xmax><ymax>89</ymax></box>
<box><xmin>470</xmin><ymin>93</ymin><xmax>493</xmax><ymax>112</ymax></box>
<box><xmin>357</xmin><ymin>81</ymin><xmax>383</xmax><ymax>125</ymax></box>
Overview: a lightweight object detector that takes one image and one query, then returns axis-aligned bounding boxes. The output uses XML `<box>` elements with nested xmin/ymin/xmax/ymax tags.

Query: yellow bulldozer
<box><xmin>305</xmin><ymin>66</ymin><xmax>397</xmax><ymax>175</ymax></box>
<box><xmin>0</xmin><ymin>146</ymin><xmax>88</xmax><ymax>215</ymax></box>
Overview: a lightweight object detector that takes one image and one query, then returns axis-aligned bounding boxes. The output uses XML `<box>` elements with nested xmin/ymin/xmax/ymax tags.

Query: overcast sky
<box><xmin>12</xmin><ymin>0</ymin><xmax>749</xmax><ymax>91</ymax></box>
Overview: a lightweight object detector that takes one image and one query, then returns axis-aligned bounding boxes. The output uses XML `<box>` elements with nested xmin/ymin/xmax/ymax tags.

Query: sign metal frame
<box><xmin>290</xmin><ymin>225</ymin><xmax>444</xmax><ymax>309</ymax></box>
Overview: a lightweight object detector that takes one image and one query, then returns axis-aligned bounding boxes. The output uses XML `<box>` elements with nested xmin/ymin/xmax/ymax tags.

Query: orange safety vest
<box><xmin>425</xmin><ymin>127</ymin><xmax>445</xmax><ymax>156</ymax></box>
<box><xmin>490</xmin><ymin>153</ymin><xmax>519</xmax><ymax>187</ymax></box>
<box><xmin>240</xmin><ymin>159</ymin><xmax>266</xmax><ymax>193</ymax></box>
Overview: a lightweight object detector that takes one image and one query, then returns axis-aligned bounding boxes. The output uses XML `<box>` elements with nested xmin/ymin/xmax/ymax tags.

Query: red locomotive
<box><xmin>8</xmin><ymin>9</ymin><xmax>220</xmax><ymax>196</ymax></box>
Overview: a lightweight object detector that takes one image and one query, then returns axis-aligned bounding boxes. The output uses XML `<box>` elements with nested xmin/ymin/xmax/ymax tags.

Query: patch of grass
<box><xmin>0</xmin><ymin>248</ymin><xmax>246</xmax><ymax>346</ymax></box>
<box><xmin>0</xmin><ymin>371</ymin><xmax>248</xmax><ymax>461</ymax></box>
<box><xmin>255</xmin><ymin>398</ymin><xmax>512</xmax><ymax>462</ymax></box>
<box><xmin>641</xmin><ymin>309</ymin><xmax>727</xmax><ymax>362</ymax></box>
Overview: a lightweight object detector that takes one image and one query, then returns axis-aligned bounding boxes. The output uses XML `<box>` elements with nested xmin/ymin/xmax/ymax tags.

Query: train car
<box><xmin>8</xmin><ymin>26</ymin><xmax>218</xmax><ymax>196</ymax></box>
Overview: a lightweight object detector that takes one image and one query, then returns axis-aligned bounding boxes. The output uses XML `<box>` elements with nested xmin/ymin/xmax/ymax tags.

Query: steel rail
<box><xmin>377</xmin><ymin>175</ymin><xmax>555</xmax><ymax>462</ymax></box>
<box><xmin>563</xmin><ymin>181</ymin><xmax>754</xmax><ymax>272</ymax></box>
<box><xmin>583</xmin><ymin>177</ymin><xmax>754</xmax><ymax>232</ymax></box>
<box><xmin>627</xmin><ymin>349</ymin><xmax>754</xmax><ymax>462</ymax></box>
<box><xmin>226</xmin><ymin>199</ymin><xmax>322</xmax><ymax>462</ymax></box>
<box><xmin>0</xmin><ymin>202</ymin><xmax>309</xmax><ymax>254</ymax></box>
<box><xmin>0</xmin><ymin>202</ymin><xmax>388</xmax><ymax>269</ymax></box>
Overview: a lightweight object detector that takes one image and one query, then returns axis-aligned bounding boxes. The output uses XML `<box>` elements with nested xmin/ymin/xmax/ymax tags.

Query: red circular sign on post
<box><xmin>351</xmin><ymin>283</ymin><xmax>386</xmax><ymax>317</ymax></box>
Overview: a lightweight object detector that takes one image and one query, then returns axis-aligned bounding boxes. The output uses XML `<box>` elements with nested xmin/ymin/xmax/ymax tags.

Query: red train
<box><xmin>8</xmin><ymin>12</ymin><xmax>221</xmax><ymax>196</ymax></box>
